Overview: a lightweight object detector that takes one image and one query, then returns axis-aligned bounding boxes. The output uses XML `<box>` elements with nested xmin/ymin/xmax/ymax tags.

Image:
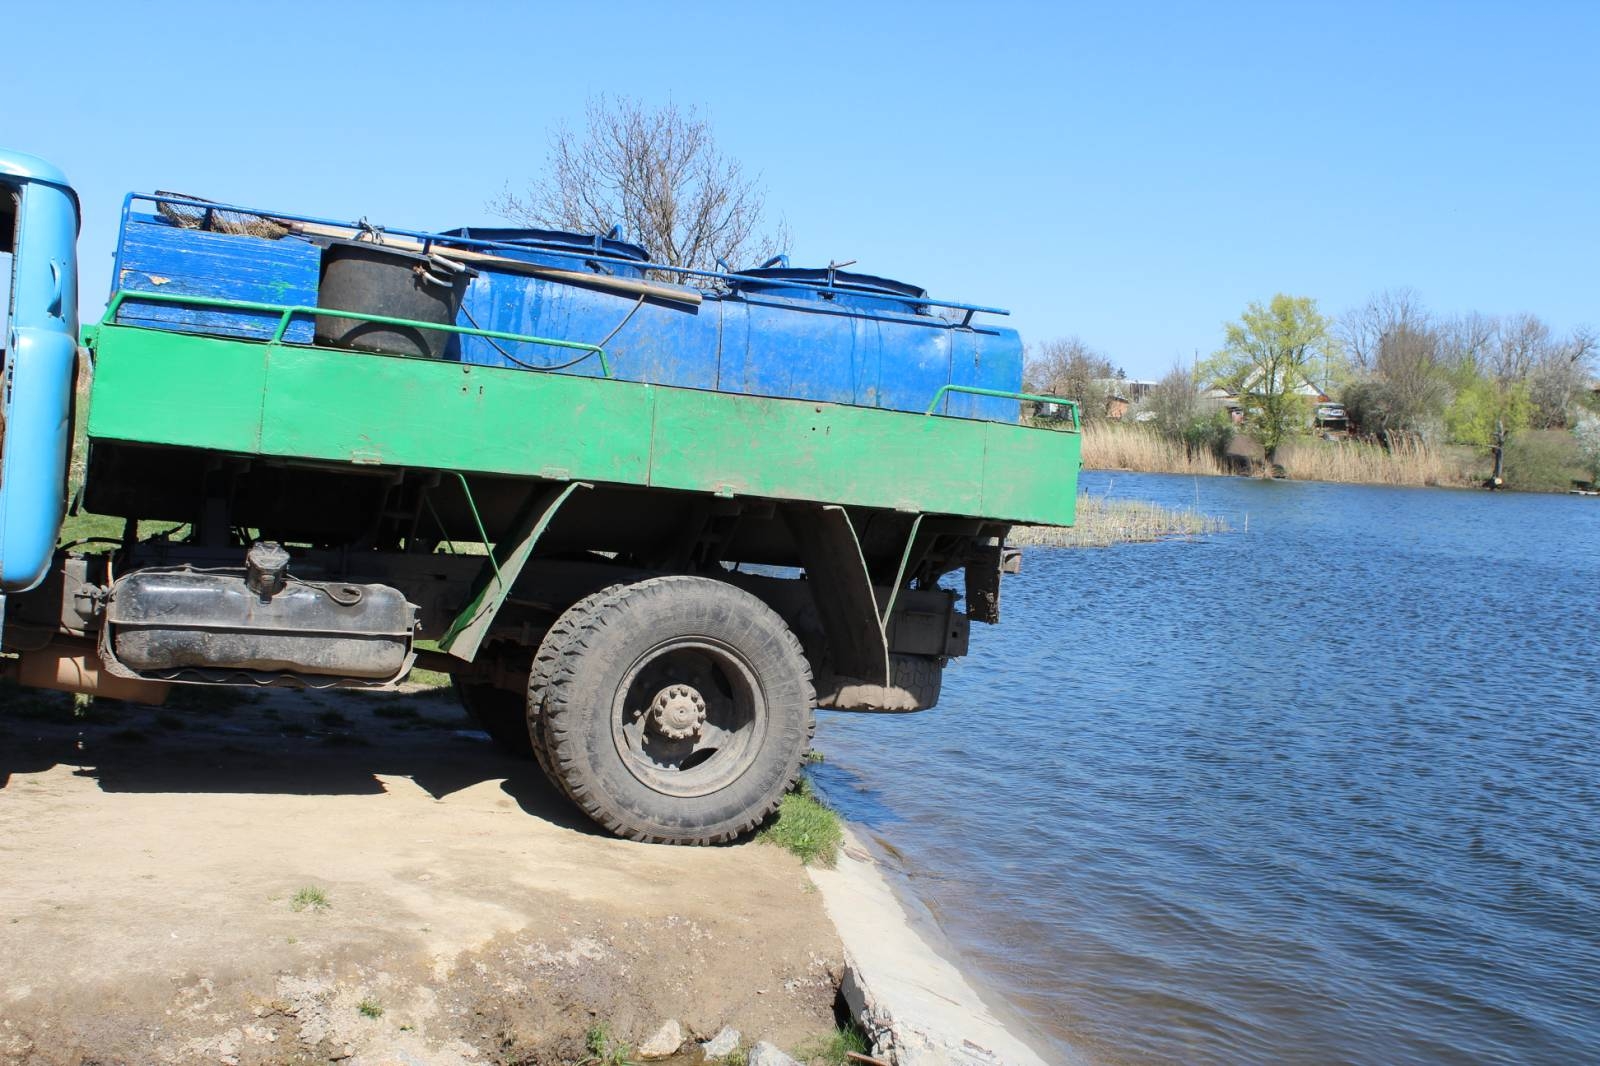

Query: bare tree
<box><xmin>1490</xmin><ymin>313</ymin><xmax>1551</xmax><ymax>383</ymax></box>
<box><xmin>1378</xmin><ymin>323</ymin><xmax>1450</xmax><ymax>432</ymax></box>
<box><xmin>493</xmin><ymin>96</ymin><xmax>789</xmax><ymax>278</ymax></box>
<box><xmin>1145</xmin><ymin>362</ymin><xmax>1205</xmax><ymax>441</ymax></box>
<box><xmin>1438</xmin><ymin>311</ymin><xmax>1499</xmax><ymax>374</ymax></box>
<box><xmin>1024</xmin><ymin>337</ymin><xmax>1117</xmax><ymax>421</ymax></box>
<box><xmin>1527</xmin><ymin>325</ymin><xmax>1598</xmax><ymax>428</ymax></box>
<box><xmin>1338</xmin><ymin>289</ymin><xmax>1449</xmax><ymax>437</ymax></box>
<box><xmin>1340</xmin><ymin>287</ymin><xmax>1427</xmax><ymax>373</ymax></box>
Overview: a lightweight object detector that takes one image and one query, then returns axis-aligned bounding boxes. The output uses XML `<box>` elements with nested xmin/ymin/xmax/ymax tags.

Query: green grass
<box><xmin>581</xmin><ymin>1023</ymin><xmax>633</xmax><ymax>1066</ymax></box>
<box><xmin>357</xmin><ymin>998</ymin><xmax>384</xmax><ymax>1019</ymax></box>
<box><xmin>796</xmin><ymin>1023</ymin><xmax>871</xmax><ymax>1066</ymax></box>
<box><xmin>757</xmin><ymin>777</ymin><xmax>844</xmax><ymax>866</ymax></box>
<box><xmin>1502</xmin><ymin>430</ymin><xmax>1589</xmax><ymax>492</ymax></box>
<box><xmin>289</xmin><ymin>886</ymin><xmax>329</xmax><ymax>913</ymax></box>
<box><xmin>407</xmin><ymin>667</ymin><xmax>453</xmax><ymax>689</ymax></box>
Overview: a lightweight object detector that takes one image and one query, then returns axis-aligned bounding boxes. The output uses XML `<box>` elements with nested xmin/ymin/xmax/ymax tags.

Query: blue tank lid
<box><xmin>439</xmin><ymin>226</ymin><xmax>649</xmax><ymax>266</ymax></box>
<box><xmin>730</xmin><ymin>266</ymin><xmax>929</xmax><ymax>313</ymax></box>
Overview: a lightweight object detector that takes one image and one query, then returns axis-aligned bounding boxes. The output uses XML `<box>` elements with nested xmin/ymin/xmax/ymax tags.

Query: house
<box><xmin>1205</xmin><ymin>371</ymin><xmax>1332</xmax><ymax>425</ymax></box>
<box><xmin>1092</xmin><ymin>378</ymin><xmax>1158</xmax><ymax>422</ymax></box>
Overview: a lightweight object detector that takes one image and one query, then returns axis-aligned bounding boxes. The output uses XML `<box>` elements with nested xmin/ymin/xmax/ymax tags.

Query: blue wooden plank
<box><xmin>115</xmin><ymin>219</ymin><xmax>320</xmax><ymax>342</ymax></box>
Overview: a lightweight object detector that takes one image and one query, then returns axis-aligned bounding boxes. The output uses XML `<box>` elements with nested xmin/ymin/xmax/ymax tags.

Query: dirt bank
<box><xmin>0</xmin><ymin>682</ymin><xmax>843</xmax><ymax>1065</ymax></box>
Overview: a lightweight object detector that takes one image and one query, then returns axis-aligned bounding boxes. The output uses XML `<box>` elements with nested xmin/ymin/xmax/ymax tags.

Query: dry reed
<box><xmin>1012</xmin><ymin>494</ymin><xmax>1227</xmax><ymax>548</ymax></box>
<box><xmin>1275</xmin><ymin>436</ymin><xmax>1475</xmax><ymax>488</ymax></box>
<box><xmin>1080</xmin><ymin>422</ymin><xmax>1478</xmax><ymax>488</ymax></box>
<box><xmin>1078</xmin><ymin>422</ymin><xmax>1229</xmax><ymax>476</ymax></box>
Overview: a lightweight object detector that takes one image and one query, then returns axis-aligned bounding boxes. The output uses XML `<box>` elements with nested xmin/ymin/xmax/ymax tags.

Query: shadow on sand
<box><xmin>0</xmin><ymin>680</ymin><xmax>601</xmax><ymax>836</ymax></box>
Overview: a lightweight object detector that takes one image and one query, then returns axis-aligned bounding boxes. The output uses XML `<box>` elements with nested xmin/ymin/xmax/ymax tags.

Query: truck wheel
<box><xmin>453</xmin><ymin>678</ymin><xmax>535</xmax><ymax>759</ymax></box>
<box><xmin>530</xmin><ymin>576</ymin><xmax>815</xmax><ymax>844</ymax></box>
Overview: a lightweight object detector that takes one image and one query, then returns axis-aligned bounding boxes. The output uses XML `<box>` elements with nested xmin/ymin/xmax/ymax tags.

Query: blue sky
<box><xmin>7</xmin><ymin>1</ymin><xmax>1596</xmax><ymax>377</ymax></box>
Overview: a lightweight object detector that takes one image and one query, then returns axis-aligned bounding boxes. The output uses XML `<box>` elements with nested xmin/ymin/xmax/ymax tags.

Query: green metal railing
<box><xmin>101</xmin><ymin>289</ymin><xmax>613</xmax><ymax>378</ymax></box>
<box><xmin>925</xmin><ymin>384</ymin><xmax>1081</xmax><ymax>430</ymax></box>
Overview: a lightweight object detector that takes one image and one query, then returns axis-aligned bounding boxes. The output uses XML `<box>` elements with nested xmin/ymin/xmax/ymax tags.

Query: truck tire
<box><xmin>890</xmin><ymin>653</ymin><xmax>944</xmax><ymax>709</ymax></box>
<box><xmin>530</xmin><ymin>576</ymin><xmax>815</xmax><ymax>844</ymax></box>
<box><xmin>453</xmin><ymin>678</ymin><xmax>535</xmax><ymax>759</ymax></box>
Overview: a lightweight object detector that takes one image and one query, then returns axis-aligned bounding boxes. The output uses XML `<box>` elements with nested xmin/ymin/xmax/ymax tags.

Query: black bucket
<box><xmin>315</xmin><ymin>240</ymin><xmax>474</xmax><ymax>359</ymax></box>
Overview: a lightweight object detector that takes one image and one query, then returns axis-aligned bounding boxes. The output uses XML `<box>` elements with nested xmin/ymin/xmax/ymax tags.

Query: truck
<box><xmin>0</xmin><ymin>149</ymin><xmax>1080</xmax><ymax>844</ymax></box>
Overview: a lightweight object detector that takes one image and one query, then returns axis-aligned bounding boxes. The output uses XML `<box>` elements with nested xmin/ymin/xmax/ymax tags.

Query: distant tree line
<box><xmin>1337</xmin><ymin>288</ymin><xmax>1596</xmax><ymax>447</ymax></box>
<box><xmin>1026</xmin><ymin>289</ymin><xmax>1600</xmax><ymax>487</ymax></box>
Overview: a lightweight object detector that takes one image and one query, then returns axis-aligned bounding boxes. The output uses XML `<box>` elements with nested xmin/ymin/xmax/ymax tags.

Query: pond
<box><xmin>815</xmin><ymin>472</ymin><xmax>1600</xmax><ymax>1064</ymax></box>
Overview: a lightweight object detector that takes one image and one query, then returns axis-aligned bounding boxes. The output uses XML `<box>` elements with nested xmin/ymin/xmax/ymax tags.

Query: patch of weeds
<box><xmin>581</xmin><ymin>1023</ymin><xmax>633</xmax><ymax>1066</ymax></box>
<box><xmin>72</xmin><ymin>693</ymin><xmax>127</xmax><ymax>724</ymax></box>
<box><xmin>316</xmin><ymin>709</ymin><xmax>352</xmax><ymax>729</ymax></box>
<box><xmin>289</xmin><ymin>886</ymin><xmax>329</xmax><ymax>913</ymax></box>
<box><xmin>757</xmin><ymin>776</ymin><xmax>843</xmax><ymax>866</ymax></box>
<box><xmin>408</xmin><ymin>667</ymin><xmax>453</xmax><ymax>690</ymax></box>
<box><xmin>372</xmin><ymin>704</ymin><xmax>420</xmax><ymax>721</ymax></box>
<box><xmin>796</xmin><ymin>1023</ymin><xmax>870</xmax><ymax>1065</ymax></box>
<box><xmin>718</xmin><ymin>1049</ymin><xmax>749</xmax><ymax>1066</ymax></box>
<box><xmin>357</xmin><ymin>998</ymin><xmax>384</xmax><ymax>1019</ymax></box>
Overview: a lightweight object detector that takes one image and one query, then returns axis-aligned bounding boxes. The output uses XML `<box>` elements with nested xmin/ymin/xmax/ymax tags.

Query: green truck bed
<box><xmin>86</xmin><ymin>322</ymin><xmax>1081</xmax><ymax>528</ymax></box>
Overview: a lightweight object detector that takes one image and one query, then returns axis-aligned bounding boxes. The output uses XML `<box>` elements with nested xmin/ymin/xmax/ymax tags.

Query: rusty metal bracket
<box><xmin>439</xmin><ymin>480</ymin><xmax>590</xmax><ymax>662</ymax></box>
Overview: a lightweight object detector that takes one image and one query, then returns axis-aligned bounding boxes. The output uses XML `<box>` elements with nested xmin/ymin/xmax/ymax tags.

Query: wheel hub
<box><xmin>648</xmin><ymin>684</ymin><xmax>707</xmax><ymax>741</ymax></box>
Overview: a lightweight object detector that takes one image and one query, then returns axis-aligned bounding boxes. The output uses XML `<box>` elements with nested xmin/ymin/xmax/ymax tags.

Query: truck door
<box><xmin>0</xmin><ymin>151</ymin><xmax>80</xmax><ymax>597</ymax></box>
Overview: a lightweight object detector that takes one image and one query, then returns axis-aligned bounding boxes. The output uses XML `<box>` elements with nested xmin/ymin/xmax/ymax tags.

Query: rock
<box><xmin>747</xmin><ymin>1041</ymin><xmax>801</xmax><ymax>1066</ymax></box>
<box><xmin>700</xmin><ymin>1026</ymin><xmax>741</xmax><ymax>1058</ymax></box>
<box><xmin>636</xmin><ymin>1019</ymin><xmax>684</xmax><ymax>1060</ymax></box>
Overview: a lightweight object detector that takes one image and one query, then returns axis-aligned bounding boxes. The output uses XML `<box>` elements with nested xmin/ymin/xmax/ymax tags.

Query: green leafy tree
<box><xmin>1205</xmin><ymin>294</ymin><xmax>1335</xmax><ymax>458</ymax></box>
<box><xmin>1444</xmin><ymin>375</ymin><xmax>1531</xmax><ymax>448</ymax></box>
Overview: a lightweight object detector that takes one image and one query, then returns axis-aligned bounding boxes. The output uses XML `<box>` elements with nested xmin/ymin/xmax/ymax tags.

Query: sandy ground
<box><xmin>0</xmin><ymin>681</ymin><xmax>843</xmax><ymax>1065</ymax></box>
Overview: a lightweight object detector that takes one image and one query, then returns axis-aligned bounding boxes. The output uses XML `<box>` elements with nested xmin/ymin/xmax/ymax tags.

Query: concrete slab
<box><xmin>808</xmin><ymin>828</ymin><xmax>1079</xmax><ymax>1066</ymax></box>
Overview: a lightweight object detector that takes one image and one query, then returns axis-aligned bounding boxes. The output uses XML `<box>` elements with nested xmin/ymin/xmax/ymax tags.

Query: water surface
<box><xmin>815</xmin><ymin>472</ymin><xmax>1600</xmax><ymax>1065</ymax></box>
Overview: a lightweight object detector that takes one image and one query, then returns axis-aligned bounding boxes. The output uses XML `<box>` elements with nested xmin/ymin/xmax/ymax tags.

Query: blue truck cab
<box><xmin>0</xmin><ymin>150</ymin><xmax>80</xmax><ymax>596</ymax></box>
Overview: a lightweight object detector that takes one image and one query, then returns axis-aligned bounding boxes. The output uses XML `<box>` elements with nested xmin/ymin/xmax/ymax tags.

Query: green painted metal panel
<box><xmin>86</xmin><ymin>325</ymin><xmax>1079</xmax><ymax>527</ymax></box>
<box><xmin>257</xmin><ymin>346</ymin><xmax>650</xmax><ymax>481</ymax></box>
<box><xmin>647</xmin><ymin>390</ymin><xmax>988</xmax><ymax>514</ymax></box>
<box><xmin>87</xmin><ymin>328</ymin><xmax>266</xmax><ymax>454</ymax></box>
<box><xmin>984</xmin><ymin>421</ymin><xmax>1080</xmax><ymax>526</ymax></box>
